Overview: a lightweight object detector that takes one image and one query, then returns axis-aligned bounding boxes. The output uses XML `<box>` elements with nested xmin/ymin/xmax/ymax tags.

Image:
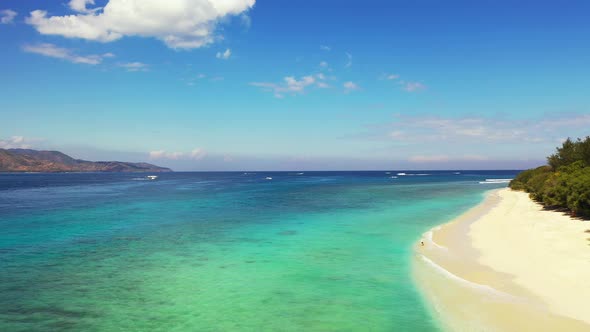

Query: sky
<box><xmin>1</xmin><ymin>0</ymin><xmax>589</xmax><ymax>171</ymax></box>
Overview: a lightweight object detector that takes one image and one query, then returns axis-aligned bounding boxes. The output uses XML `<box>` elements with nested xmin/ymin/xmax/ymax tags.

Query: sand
<box><xmin>413</xmin><ymin>188</ymin><xmax>590</xmax><ymax>331</ymax></box>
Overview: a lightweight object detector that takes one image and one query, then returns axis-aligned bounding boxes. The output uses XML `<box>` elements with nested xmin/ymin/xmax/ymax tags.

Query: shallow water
<box><xmin>0</xmin><ymin>171</ymin><xmax>516</xmax><ymax>331</ymax></box>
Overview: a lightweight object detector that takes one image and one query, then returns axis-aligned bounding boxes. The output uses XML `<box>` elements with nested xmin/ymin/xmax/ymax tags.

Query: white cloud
<box><xmin>385</xmin><ymin>74</ymin><xmax>399</xmax><ymax>80</ymax></box>
<box><xmin>343</xmin><ymin>81</ymin><xmax>359</xmax><ymax>93</ymax></box>
<box><xmin>149</xmin><ymin>150</ymin><xmax>184</xmax><ymax>160</ymax></box>
<box><xmin>149</xmin><ymin>148</ymin><xmax>207</xmax><ymax>160</ymax></box>
<box><xmin>320</xmin><ymin>45</ymin><xmax>331</xmax><ymax>51</ymax></box>
<box><xmin>190</xmin><ymin>148</ymin><xmax>207</xmax><ymax>160</ymax></box>
<box><xmin>240</xmin><ymin>14</ymin><xmax>252</xmax><ymax>28</ymax></box>
<box><xmin>382</xmin><ymin>74</ymin><xmax>426</xmax><ymax>92</ymax></box>
<box><xmin>250</xmin><ymin>73</ymin><xmax>328</xmax><ymax>98</ymax></box>
<box><xmin>69</xmin><ymin>0</ymin><xmax>100</xmax><ymax>13</ymax></box>
<box><xmin>185</xmin><ymin>73</ymin><xmax>209</xmax><ymax>86</ymax></box>
<box><xmin>26</xmin><ymin>0</ymin><xmax>256</xmax><ymax>49</ymax></box>
<box><xmin>22</xmin><ymin>43</ymin><xmax>112</xmax><ymax>65</ymax></box>
<box><xmin>401</xmin><ymin>81</ymin><xmax>426</xmax><ymax>92</ymax></box>
<box><xmin>149</xmin><ymin>150</ymin><xmax>166</xmax><ymax>159</ymax></box>
<box><xmin>318</xmin><ymin>61</ymin><xmax>333</xmax><ymax>73</ymax></box>
<box><xmin>537</xmin><ymin>114</ymin><xmax>590</xmax><ymax>129</ymax></box>
<box><xmin>1</xmin><ymin>9</ymin><xmax>17</xmax><ymax>24</ymax></box>
<box><xmin>345</xmin><ymin>52</ymin><xmax>352</xmax><ymax>68</ymax></box>
<box><xmin>377</xmin><ymin>113</ymin><xmax>590</xmax><ymax>145</ymax></box>
<box><xmin>386</xmin><ymin>116</ymin><xmax>524</xmax><ymax>143</ymax></box>
<box><xmin>167</xmin><ymin>152</ymin><xmax>185</xmax><ymax>160</ymax></box>
<box><xmin>216</xmin><ymin>48</ymin><xmax>231</xmax><ymax>60</ymax></box>
<box><xmin>389</xmin><ymin>130</ymin><xmax>404</xmax><ymax>139</ymax></box>
<box><xmin>118</xmin><ymin>62</ymin><xmax>148</xmax><ymax>72</ymax></box>
<box><xmin>0</xmin><ymin>136</ymin><xmax>33</xmax><ymax>149</ymax></box>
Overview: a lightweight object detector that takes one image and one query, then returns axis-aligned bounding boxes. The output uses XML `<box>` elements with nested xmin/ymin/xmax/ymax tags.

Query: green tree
<box><xmin>511</xmin><ymin>136</ymin><xmax>590</xmax><ymax>218</ymax></box>
<box><xmin>565</xmin><ymin>167</ymin><xmax>590</xmax><ymax>217</ymax></box>
<box><xmin>547</xmin><ymin>136</ymin><xmax>590</xmax><ymax>169</ymax></box>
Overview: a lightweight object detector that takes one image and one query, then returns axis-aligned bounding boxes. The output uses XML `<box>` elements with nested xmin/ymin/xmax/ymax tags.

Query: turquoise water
<box><xmin>0</xmin><ymin>171</ymin><xmax>515</xmax><ymax>331</ymax></box>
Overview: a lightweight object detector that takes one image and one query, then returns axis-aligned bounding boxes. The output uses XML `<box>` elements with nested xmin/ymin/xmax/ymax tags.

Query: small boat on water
<box><xmin>265</xmin><ymin>177</ymin><xmax>273</xmax><ymax>180</ymax></box>
<box><xmin>147</xmin><ymin>175</ymin><xmax>158</xmax><ymax>180</ymax></box>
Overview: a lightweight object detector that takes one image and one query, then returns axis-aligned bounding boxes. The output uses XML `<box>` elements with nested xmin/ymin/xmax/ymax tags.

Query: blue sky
<box><xmin>1</xmin><ymin>0</ymin><xmax>589</xmax><ymax>170</ymax></box>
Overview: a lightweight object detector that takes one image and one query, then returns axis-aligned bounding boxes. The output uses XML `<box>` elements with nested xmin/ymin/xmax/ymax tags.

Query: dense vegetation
<box><xmin>509</xmin><ymin>136</ymin><xmax>590</xmax><ymax>218</ymax></box>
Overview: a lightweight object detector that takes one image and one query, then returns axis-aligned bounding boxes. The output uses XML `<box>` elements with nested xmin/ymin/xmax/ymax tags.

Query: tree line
<box><xmin>509</xmin><ymin>136</ymin><xmax>590</xmax><ymax>218</ymax></box>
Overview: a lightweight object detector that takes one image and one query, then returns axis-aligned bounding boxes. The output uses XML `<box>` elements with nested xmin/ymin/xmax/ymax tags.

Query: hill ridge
<box><xmin>0</xmin><ymin>148</ymin><xmax>172</xmax><ymax>173</ymax></box>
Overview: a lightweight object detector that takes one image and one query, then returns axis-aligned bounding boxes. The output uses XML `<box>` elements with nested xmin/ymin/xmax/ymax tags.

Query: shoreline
<box><xmin>413</xmin><ymin>188</ymin><xmax>590</xmax><ymax>331</ymax></box>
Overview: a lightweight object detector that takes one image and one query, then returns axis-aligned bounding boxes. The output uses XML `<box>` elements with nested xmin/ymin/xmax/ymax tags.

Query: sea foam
<box><xmin>479</xmin><ymin>178</ymin><xmax>512</xmax><ymax>184</ymax></box>
<box><xmin>419</xmin><ymin>254</ymin><xmax>521</xmax><ymax>302</ymax></box>
<box><xmin>423</xmin><ymin>230</ymin><xmax>447</xmax><ymax>250</ymax></box>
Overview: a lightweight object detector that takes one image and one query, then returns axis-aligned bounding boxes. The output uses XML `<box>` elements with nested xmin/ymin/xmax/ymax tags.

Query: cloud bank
<box><xmin>149</xmin><ymin>148</ymin><xmax>207</xmax><ymax>160</ymax></box>
<box><xmin>386</xmin><ymin>114</ymin><xmax>587</xmax><ymax>143</ymax></box>
<box><xmin>26</xmin><ymin>0</ymin><xmax>256</xmax><ymax>49</ymax></box>
<box><xmin>0</xmin><ymin>136</ymin><xmax>35</xmax><ymax>149</ymax></box>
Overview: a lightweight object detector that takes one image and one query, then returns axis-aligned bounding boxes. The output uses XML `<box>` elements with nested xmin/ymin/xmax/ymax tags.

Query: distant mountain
<box><xmin>0</xmin><ymin>149</ymin><xmax>172</xmax><ymax>173</ymax></box>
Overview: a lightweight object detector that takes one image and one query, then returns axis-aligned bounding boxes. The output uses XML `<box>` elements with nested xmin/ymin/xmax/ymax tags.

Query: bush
<box><xmin>509</xmin><ymin>166</ymin><xmax>551</xmax><ymax>192</ymax></box>
<box><xmin>541</xmin><ymin>172</ymin><xmax>568</xmax><ymax>207</ymax></box>
<box><xmin>510</xmin><ymin>138</ymin><xmax>590</xmax><ymax>218</ymax></box>
<box><xmin>565</xmin><ymin>166</ymin><xmax>590</xmax><ymax>217</ymax></box>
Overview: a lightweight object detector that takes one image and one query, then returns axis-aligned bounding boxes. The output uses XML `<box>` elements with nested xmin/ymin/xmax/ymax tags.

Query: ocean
<box><xmin>0</xmin><ymin>170</ymin><xmax>517</xmax><ymax>331</ymax></box>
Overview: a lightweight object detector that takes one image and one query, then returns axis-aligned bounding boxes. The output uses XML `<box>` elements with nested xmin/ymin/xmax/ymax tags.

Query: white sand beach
<box><xmin>414</xmin><ymin>188</ymin><xmax>590</xmax><ymax>331</ymax></box>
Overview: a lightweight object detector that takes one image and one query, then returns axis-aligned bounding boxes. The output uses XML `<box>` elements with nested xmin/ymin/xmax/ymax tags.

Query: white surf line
<box><xmin>423</xmin><ymin>229</ymin><xmax>448</xmax><ymax>251</ymax></box>
<box><xmin>479</xmin><ymin>179</ymin><xmax>512</xmax><ymax>184</ymax></box>
<box><xmin>419</xmin><ymin>254</ymin><xmax>526</xmax><ymax>303</ymax></box>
